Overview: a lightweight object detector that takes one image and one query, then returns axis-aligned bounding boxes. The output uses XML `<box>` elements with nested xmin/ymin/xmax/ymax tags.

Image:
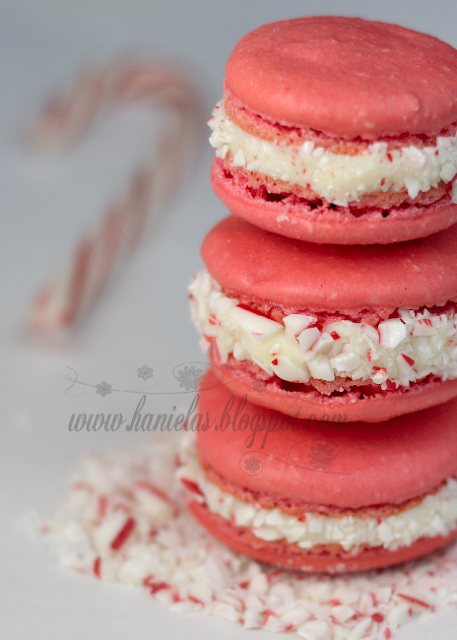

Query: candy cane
<box><xmin>29</xmin><ymin>61</ymin><xmax>202</xmax><ymax>336</ymax></box>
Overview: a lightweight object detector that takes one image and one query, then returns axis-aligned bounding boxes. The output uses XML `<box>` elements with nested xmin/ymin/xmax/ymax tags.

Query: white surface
<box><xmin>1</xmin><ymin>1</ymin><xmax>457</xmax><ymax>638</ymax></box>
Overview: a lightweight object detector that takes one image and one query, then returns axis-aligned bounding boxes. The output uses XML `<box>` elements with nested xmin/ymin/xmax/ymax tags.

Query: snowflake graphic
<box><xmin>96</xmin><ymin>381</ymin><xmax>112</xmax><ymax>397</ymax></box>
<box><xmin>176</xmin><ymin>365</ymin><xmax>203</xmax><ymax>391</ymax></box>
<box><xmin>308</xmin><ymin>443</ymin><xmax>337</xmax><ymax>471</ymax></box>
<box><xmin>137</xmin><ymin>365</ymin><xmax>153</xmax><ymax>381</ymax></box>
<box><xmin>244</xmin><ymin>456</ymin><xmax>262</xmax><ymax>474</ymax></box>
<box><xmin>249</xmin><ymin>379</ymin><xmax>268</xmax><ymax>396</ymax></box>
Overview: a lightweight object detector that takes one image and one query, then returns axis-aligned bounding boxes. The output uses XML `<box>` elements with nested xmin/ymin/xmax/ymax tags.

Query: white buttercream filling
<box><xmin>180</xmin><ymin>442</ymin><xmax>457</xmax><ymax>552</ymax></box>
<box><xmin>209</xmin><ymin>100</ymin><xmax>457</xmax><ymax>207</ymax></box>
<box><xmin>189</xmin><ymin>269</ymin><xmax>457</xmax><ymax>389</ymax></box>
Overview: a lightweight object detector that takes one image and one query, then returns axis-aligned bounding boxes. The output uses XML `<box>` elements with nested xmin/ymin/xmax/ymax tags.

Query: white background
<box><xmin>1</xmin><ymin>1</ymin><xmax>457</xmax><ymax>638</ymax></box>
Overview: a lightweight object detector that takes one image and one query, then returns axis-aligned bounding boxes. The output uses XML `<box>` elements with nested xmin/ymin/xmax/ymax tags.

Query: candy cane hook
<box><xmin>29</xmin><ymin>60</ymin><xmax>202</xmax><ymax>337</ymax></box>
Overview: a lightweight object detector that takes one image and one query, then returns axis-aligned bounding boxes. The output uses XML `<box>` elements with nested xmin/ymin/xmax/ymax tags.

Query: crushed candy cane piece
<box><xmin>44</xmin><ymin>434</ymin><xmax>457</xmax><ymax>639</ymax></box>
<box><xmin>180</xmin><ymin>477</ymin><xmax>204</xmax><ymax>497</ymax></box>
<box><xmin>93</xmin><ymin>556</ymin><xmax>102</xmax><ymax>578</ymax></box>
<box><xmin>149</xmin><ymin>581</ymin><xmax>170</xmax><ymax>594</ymax></box>
<box><xmin>397</xmin><ymin>592</ymin><xmax>433</xmax><ymax>608</ymax></box>
<box><xmin>110</xmin><ymin>517</ymin><xmax>136</xmax><ymax>551</ymax></box>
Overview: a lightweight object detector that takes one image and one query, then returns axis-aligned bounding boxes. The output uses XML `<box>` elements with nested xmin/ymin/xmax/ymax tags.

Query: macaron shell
<box><xmin>214</xmin><ymin>356</ymin><xmax>457</xmax><ymax>423</ymax></box>
<box><xmin>189</xmin><ymin>501</ymin><xmax>457</xmax><ymax>573</ymax></box>
<box><xmin>201</xmin><ymin>217</ymin><xmax>457</xmax><ymax>313</ymax></box>
<box><xmin>211</xmin><ymin>159</ymin><xmax>457</xmax><ymax>245</ymax></box>
<box><xmin>226</xmin><ymin>17</ymin><xmax>457</xmax><ymax>138</ymax></box>
<box><xmin>197</xmin><ymin>369</ymin><xmax>457</xmax><ymax>508</ymax></box>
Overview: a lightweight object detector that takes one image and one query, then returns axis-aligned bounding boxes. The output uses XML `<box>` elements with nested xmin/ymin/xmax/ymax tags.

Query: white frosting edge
<box><xmin>189</xmin><ymin>269</ymin><xmax>457</xmax><ymax>389</ymax></box>
<box><xmin>209</xmin><ymin>100</ymin><xmax>457</xmax><ymax>207</ymax></box>
<box><xmin>179</xmin><ymin>439</ymin><xmax>457</xmax><ymax>552</ymax></box>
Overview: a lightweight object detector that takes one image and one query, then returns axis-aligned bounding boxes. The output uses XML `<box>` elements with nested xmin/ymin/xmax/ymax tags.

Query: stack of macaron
<box><xmin>182</xmin><ymin>17</ymin><xmax>457</xmax><ymax>572</ymax></box>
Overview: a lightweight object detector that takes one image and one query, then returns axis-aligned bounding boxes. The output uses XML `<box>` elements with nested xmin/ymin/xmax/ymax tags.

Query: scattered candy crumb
<box><xmin>44</xmin><ymin>435</ymin><xmax>457</xmax><ymax>639</ymax></box>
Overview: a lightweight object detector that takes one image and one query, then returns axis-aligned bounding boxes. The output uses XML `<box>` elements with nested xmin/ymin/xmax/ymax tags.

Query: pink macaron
<box><xmin>179</xmin><ymin>369</ymin><xmax>457</xmax><ymax>573</ymax></box>
<box><xmin>189</xmin><ymin>216</ymin><xmax>457</xmax><ymax>422</ymax></box>
<box><xmin>209</xmin><ymin>17</ymin><xmax>457</xmax><ymax>245</ymax></box>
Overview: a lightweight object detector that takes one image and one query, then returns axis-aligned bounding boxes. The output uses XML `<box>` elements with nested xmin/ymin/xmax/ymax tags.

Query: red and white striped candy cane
<box><xmin>29</xmin><ymin>61</ymin><xmax>202</xmax><ymax>336</ymax></box>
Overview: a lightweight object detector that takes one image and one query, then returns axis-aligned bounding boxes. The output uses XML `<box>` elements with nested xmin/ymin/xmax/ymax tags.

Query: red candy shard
<box><xmin>180</xmin><ymin>477</ymin><xmax>205</xmax><ymax>497</ymax></box>
<box><xmin>397</xmin><ymin>593</ymin><xmax>432</xmax><ymax>608</ymax></box>
<box><xmin>149</xmin><ymin>581</ymin><xmax>170</xmax><ymax>594</ymax></box>
<box><xmin>401</xmin><ymin>353</ymin><xmax>415</xmax><ymax>366</ymax></box>
<box><xmin>262</xmin><ymin>609</ymin><xmax>276</xmax><ymax>624</ymax></box>
<box><xmin>372</xmin><ymin>612</ymin><xmax>384</xmax><ymax>622</ymax></box>
<box><xmin>372</xmin><ymin>366</ymin><xmax>387</xmax><ymax>375</ymax></box>
<box><xmin>93</xmin><ymin>557</ymin><xmax>102</xmax><ymax>578</ymax></box>
<box><xmin>110</xmin><ymin>517</ymin><xmax>136</xmax><ymax>551</ymax></box>
<box><xmin>419</xmin><ymin>318</ymin><xmax>433</xmax><ymax>327</ymax></box>
<box><xmin>307</xmin><ymin>321</ymin><xmax>323</xmax><ymax>332</ymax></box>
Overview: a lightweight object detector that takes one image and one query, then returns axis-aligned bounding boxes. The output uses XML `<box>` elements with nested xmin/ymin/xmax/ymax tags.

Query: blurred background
<box><xmin>1</xmin><ymin>1</ymin><xmax>457</xmax><ymax>637</ymax></box>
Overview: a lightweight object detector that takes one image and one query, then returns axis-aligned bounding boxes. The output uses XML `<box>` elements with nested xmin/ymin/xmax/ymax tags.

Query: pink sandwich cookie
<box><xmin>180</xmin><ymin>370</ymin><xmax>457</xmax><ymax>573</ymax></box>
<box><xmin>189</xmin><ymin>217</ymin><xmax>457</xmax><ymax>422</ymax></box>
<box><xmin>209</xmin><ymin>17</ymin><xmax>457</xmax><ymax>245</ymax></box>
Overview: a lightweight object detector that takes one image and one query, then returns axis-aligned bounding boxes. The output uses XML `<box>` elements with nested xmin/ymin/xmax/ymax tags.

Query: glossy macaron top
<box><xmin>197</xmin><ymin>369</ymin><xmax>457</xmax><ymax>509</ymax></box>
<box><xmin>225</xmin><ymin>17</ymin><xmax>457</xmax><ymax>139</ymax></box>
<box><xmin>201</xmin><ymin>217</ymin><xmax>457</xmax><ymax>313</ymax></box>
